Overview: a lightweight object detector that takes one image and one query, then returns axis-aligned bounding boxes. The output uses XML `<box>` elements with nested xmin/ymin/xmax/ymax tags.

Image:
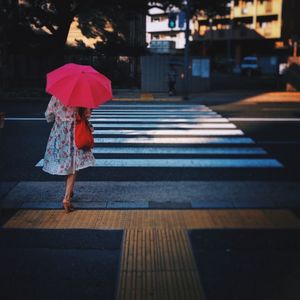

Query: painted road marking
<box><xmin>90</xmin><ymin>118</ymin><xmax>229</xmax><ymax>123</ymax></box>
<box><xmin>35</xmin><ymin>104</ymin><xmax>284</xmax><ymax>169</ymax></box>
<box><xmin>91</xmin><ymin>147</ymin><xmax>267</xmax><ymax>155</ymax></box>
<box><xmin>92</xmin><ymin>110</ymin><xmax>214</xmax><ymax>114</ymax></box>
<box><xmin>93</xmin><ymin>129</ymin><xmax>244</xmax><ymax>136</ymax></box>
<box><xmin>92</xmin><ymin>112</ymin><xmax>218</xmax><ymax>116</ymax></box>
<box><xmin>93</xmin><ymin>137</ymin><xmax>255</xmax><ymax>144</ymax></box>
<box><xmin>93</xmin><ymin>108</ymin><xmax>213</xmax><ymax>112</ymax></box>
<box><xmin>91</xmin><ymin>115</ymin><xmax>222</xmax><ymax>119</ymax></box>
<box><xmin>97</xmin><ymin>104</ymin><xmax>210</xmax><ymax>107</ymax></box>
<box><xmin>92</xmin><ymin>123</ymin><xmax>237</xmax><ymax>128</ymax></box>
<box><xmin>36</xmin><ymin>158</ymin><xmax>282</xmax><ymax>168</ymax></box>
<box><xmin>96</xmin><ymin>108</ymin><xmax>211</xmax><ymax>111</ymax></box>
<box><xmin>5</xmin><ymin>117</ymin><xmax>300</xmax><ymax>122</ymax></box>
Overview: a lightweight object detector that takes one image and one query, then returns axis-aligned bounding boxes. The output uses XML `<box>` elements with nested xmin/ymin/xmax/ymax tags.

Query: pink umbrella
<box><xmin>46</xmin><ymin>63</ymin><xmax>112</xmax><ymax>108</ymax></box>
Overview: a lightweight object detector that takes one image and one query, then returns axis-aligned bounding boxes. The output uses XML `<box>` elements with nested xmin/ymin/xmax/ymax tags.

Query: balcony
<box><xmin>199</xmin><ymin>28</ymin><xmax>254</xmax><ymax>40</ymax></box>
<box><xmin>257</xmin><ymin>1</ymin><xmax>281</xmax><ymax>16</ymax></box>
<box><xmin>256</xmin><ymin>21</ymin><xmax>281</xmax><ymax>38</ymax></box>
<box><xmin>233</xmin><ymin>0</ymin><xmax>281</xmax><ymax>17</ymax></box>
<box><xmin>198</xmin><ymin>21</ymin><xmax>281</xmax><ymax>41</ymax></box>
<box><xmin>233</xmin><ymin>4</ymin><xmax>255</xmax><ymax>17</ymax></box>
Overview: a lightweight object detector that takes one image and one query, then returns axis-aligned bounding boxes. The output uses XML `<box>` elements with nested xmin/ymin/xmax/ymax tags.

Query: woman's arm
<box><xmin>45</xmin><ymin>96</ymin><xmax>57</xmax><ymax>123</ymax></box>
<box><xmin>87</xmin><ymin>120</ymin><xmax>94</xmax><ymax>132</ymax></box>
<box><xmin>84</xmin><ymin>108</ymin><xmax>92</xmax><ymax>119</ymax></box>
<box><xmin>84</xmin><ymin>109</ymin><xmax>94</xmax><ymax>132</ymax></box>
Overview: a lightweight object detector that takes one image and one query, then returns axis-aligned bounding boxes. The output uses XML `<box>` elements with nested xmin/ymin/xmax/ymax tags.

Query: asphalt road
<box><xmin>0</xmin><ymin>97</ymin><xmax>299</xmax><ymax>182</ymax></box>
<box><xmin>1</xmin><ymin>93</ymin><xmax>299</xmax><ymax>300</ymax></box>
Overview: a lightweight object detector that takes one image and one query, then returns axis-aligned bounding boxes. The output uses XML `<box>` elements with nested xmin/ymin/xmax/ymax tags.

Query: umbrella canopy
<box><xmin>46</xmin><ymin>63</ymin><xmax>112</xmax><ymax>108</ymax></box>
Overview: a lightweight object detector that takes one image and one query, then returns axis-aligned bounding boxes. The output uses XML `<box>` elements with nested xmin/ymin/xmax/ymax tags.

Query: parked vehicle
<box><xmin>240</xmin><ymin>56</ymin><xmax>260</xmax><ymax>76</ymax></box>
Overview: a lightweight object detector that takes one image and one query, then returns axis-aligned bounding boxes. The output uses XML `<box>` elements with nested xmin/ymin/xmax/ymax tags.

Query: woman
<box><xmin>43</xmin><ymin>96</ymin><xmax>95</xmax><ymax>213</ymax></box>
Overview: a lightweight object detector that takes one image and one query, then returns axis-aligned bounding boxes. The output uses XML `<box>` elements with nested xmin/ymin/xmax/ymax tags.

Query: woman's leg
<box><xmin>63</xmin><ymin>172</ymin><xmax>77</xmax><ymax>212</ymax></box>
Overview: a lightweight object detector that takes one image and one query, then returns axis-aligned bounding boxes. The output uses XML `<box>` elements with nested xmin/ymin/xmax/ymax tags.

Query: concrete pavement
<box><xmin>1</xmin><ymin>181</ymin><xmax>300</xmax><ymax>209</ymax></box>
<box><xmin>1</xmin><ymin>208</ymin><xmax>300</xmax><ymax>300</ymax></box>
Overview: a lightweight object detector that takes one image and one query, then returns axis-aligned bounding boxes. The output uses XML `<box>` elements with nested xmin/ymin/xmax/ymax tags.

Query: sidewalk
<box><xmin>0</xmin><ymin>88</ymin><xmax>182</xmax><ymax>102</ymax></box>
<box><xmin>1</xmin><ymin>87</ymin><xmax>300</xmax><ymax>105</ymax></box>
<box><xmin>1</xmin><ymin>181</ymin><xmax>300</xmax><ymax>209</ymax></box>
<box><xmin>1</xmin><ymin>208</ymin><xmax>300</xmax><ymax>299</ymax></box>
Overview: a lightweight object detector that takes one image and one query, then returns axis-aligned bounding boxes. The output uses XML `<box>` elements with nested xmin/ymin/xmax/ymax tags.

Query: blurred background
<box><xmin>0</xmin><ymin>0</ymin><xmax>299</xmax><ymax>95</ymax></box>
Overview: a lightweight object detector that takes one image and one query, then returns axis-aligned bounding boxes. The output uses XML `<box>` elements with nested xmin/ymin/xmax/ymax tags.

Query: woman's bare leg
<box><xmin>63</xmin><ymin>172</ymin><xmax>77</xmax><ymax>212</ymax></box>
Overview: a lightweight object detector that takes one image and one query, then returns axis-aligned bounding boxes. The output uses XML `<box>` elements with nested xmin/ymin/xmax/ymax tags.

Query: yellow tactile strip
<box><xmin>117</xmin><ymin>228</ymin><xmax>204</xmax><ymax>300</ymax></box>
<box><xmin>3</xmin><ymin>209</ymin><xmax>300</xmax><ymax>229</ymax></box>
<box><xmin>3</xmin><ymin>209</ymin><xmax>300</xmax><ymax>300</ymax></box>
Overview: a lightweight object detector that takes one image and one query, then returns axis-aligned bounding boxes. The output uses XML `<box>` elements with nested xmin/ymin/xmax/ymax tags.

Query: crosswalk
<box><xmin>36</xmin><ymin>104</ymin><xmax>283</xmax><ymax>169</ymax></box>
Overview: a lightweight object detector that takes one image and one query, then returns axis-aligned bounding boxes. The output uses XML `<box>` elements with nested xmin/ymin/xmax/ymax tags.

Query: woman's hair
<box><xmin>78</xmin><ymin>107</ymin><xmax>86</xmax><ymax>118</ymax></box>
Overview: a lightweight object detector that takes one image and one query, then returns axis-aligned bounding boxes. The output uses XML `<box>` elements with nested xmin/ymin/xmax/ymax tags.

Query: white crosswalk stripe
<box><xmin>93</xmin><ymin>110</ymin><xmax>217</xmax><ymax>114</ymax></box>
<box><xmin>93</xmin><ymin>106</ymin><xmax>212</xmax><ymax>110</ymax></box>
<box><xmin>92</xmin><ymin>123</ymin><xmax>237</xmax><ymax>128</ymax></box>
<box><xmin>79</xmin><ymin>158</ymin><xmax>283</xmax><ymax>168</ymax></box>
<box><xmin>93</xmin><ymin>129</ymin><xmax>244</xmax><ymax>136</ymax></box>
<box><xmin>92</xmin><ymin>110</ymin><xmax>215</xmax><ymax>115</ymax></box>
<box><xmin>91</xmin><ymin>147</ymin><xmax>267</xmax><ymax>155</ymax></box>
<box><xmin>93</xmin><ymin>137</ymin><xmax>254</xmax><ymax>144</ymax></box>
<box><xmin>91</xmin><ymin>117</ymin><xmax>229</xmax><ymax>122</ymax></box>
<box><xmin>96</xmin><ymin>104</ymin><xmax>211</xmax><ymax>107</ymax></box>
<box><xmin>36</xmin><ymin>104</ymin><xmax>283</xmax><ymax>169</ymax></box>
<box><xmin>92</xmin><ymin>112</ymin><xmax>218</xmax><ymax>116</ymax></box>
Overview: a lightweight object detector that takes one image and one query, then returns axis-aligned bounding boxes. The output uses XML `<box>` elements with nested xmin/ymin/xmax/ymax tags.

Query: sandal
<box><xmin>62</xmin><ymin>199</ymin><xmax>75</xmax><ymax>213</ymax></box>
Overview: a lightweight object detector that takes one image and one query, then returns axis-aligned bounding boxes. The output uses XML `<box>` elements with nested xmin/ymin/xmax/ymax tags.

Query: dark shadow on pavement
<box><xmin>189</xmin><ymin>228</ymin><xmax>300</xmax><ymax>300</ymax></box>
<box><xmin>0</xmin><ymin>228</ymin><xmax>123</xmax><ymax>300</ymax></box>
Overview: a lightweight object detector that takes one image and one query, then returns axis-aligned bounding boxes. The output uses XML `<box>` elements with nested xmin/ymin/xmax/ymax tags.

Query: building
<box><xmin>146</xmin><ymin>6</ymin><xmax>197</xmax><ymax>51</ymax></box>
<box><xmin>197</xmin><ymin>0</ymin><xmax>282</xmax><ymax>41</ymax></box>
<box><xmin>146</xmin><ymin>1</ymin><xmax>295</xmax><ymax>58</ymax></box>
<box><xmin>195</xmin><ymin>0</ymin><xmax>300</xmax><ymax>61</ymax></box>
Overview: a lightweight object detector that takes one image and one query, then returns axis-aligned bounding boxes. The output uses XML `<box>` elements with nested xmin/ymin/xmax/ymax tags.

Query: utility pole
<box><xmin>293</xmin><ymin>41</ymin><xmax>298</xmax><ymax>58</ymax></box>
<box><xmin>183</xmin><ymin>0</ymin><xmax>191</xmax><ymax>100</ymax></box>
<box><xmin>227</xmin><ymin>1</ymin><xmax>234</xmax><ymax>73</ymax></box>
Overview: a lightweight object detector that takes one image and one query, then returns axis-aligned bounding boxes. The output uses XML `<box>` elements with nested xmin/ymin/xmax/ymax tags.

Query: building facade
<box><xmin>197</xmin><ymin>0</ymin><xmax>282</xmax><ymax>41</ymax></box>
<box><xmin>146</xmin><ymin>1</ymin><xmax>300</xmax><ymax>61</ymax></box>
<box><xmin>195</xmin><ymin>0</ymin><xmax>300</xmax><ymax>61</ymax></box>
<box><xmin>146</xmin><ymin>7</ymin><xmax>197</xmax><ymax>51</ymax></box>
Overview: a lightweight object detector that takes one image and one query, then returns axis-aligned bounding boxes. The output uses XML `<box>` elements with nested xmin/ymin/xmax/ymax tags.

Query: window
<box><xmin>151</xmin><ymin>16</ymin><xmax>160</xmax><ymax>22</ymax></box>
<box><xmin>265</xmin><ymin>0</ymin><xmax>272</xmax><ymax>13</ymax></box>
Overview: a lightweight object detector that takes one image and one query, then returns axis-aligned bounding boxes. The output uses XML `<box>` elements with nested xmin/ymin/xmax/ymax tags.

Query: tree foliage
<box><xmin>1</xmin><ymin>0</ymin><xmax>229</xmax><ymax>55</ymax></box>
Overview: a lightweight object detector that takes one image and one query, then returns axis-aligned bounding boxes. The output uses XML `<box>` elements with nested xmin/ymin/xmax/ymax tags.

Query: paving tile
<box><xmin>149</xmin><ymin>201</ymin><xmax>192</xmax><ymax>209</ymax></box>
<box><xmin>191</xmin><ymin>200</ymin><xmax>234</xmax><ymax>208</ymax></box>
<box><xmin>0</xmin><ymin>181</ymin><xmax>17</xmax><ymax>200</ymax></box>
<box><xmin>107</xmin><ymin>201</ymin><xmax>148</xmax><ymax>209</ymax></box>
<box><xmin>75</xmin><ymin>201</ymin><xmax>107</xmax><ymax>209</ymax></box>
<box><xmin>232</xmin><ymin>200</ymin><xmax>276</xmax><ymax>209</ymax></box>
<box><xmin>21</xmin><ymin>202</ymin><xmax>61</xmax><ymax>209</ymax></box>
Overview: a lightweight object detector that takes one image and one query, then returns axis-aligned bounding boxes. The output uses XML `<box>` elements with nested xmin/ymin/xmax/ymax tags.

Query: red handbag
<box><xmin>75</xmin><ymin>114</ymin><xmax>94</xmax><ymax>150</ymax></box>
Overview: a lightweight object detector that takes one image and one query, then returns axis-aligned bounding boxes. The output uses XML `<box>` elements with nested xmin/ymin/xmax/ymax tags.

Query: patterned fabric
<box><xmin>43</xmin><ymin>96</ymin><xmax>95</xmax><ymax>175</ymax></box>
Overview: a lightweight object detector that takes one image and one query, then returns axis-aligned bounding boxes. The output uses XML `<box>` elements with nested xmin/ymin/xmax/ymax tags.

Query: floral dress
<box><xmin>43</xmin><ymin>96</ymin><xmax>95</xmax><ymax>175</ymax></box>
